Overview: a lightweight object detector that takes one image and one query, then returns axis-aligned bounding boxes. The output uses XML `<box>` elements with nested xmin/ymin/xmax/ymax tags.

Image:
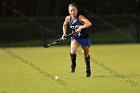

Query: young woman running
<box><xmin>62</xmin><ymin>3</ymin><xmax>92</xmax><ymax>77</ymax></box>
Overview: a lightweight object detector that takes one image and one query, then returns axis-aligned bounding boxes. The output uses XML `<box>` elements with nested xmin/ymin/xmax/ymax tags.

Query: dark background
<box><xmin>0</xmin><ymin>0</ymin><xmax>138</xmax><ymax>17</ymax></box>
<box><xmin>0</xmin><ymin>0</ymin><xmax>139</xmax><ymax>46</ymax></box>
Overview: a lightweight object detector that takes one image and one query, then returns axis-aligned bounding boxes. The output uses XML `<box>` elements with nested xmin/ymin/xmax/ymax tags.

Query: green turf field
<box><xmin>0</xmin><ymin>44</ymin><xmax>140</xmax><ymax>93</ymax></box>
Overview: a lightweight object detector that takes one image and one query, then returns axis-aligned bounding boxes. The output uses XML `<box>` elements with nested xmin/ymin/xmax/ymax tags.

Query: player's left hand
<box><xmin>76</xmin><ymin>26</ymin><xmax>83</xmax><ymax>32</ymax></box>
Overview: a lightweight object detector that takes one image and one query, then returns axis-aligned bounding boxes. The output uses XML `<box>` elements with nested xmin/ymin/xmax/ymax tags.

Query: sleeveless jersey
<box><xmin>69</xmin><ymin>15</ymin><xmax>89</xmax><ymax>38</ymax></box>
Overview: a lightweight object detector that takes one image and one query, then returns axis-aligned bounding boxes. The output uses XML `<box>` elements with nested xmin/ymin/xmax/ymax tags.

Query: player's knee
<box><xmin>82</xmin><ymin>51</ymin><xmax>88</xmax><ymax>57</ymax></box>
<box><xmin>71</xmin><ymin>51</ymin><xmax>76</xmax><ymax>54</ymax></box>
<box><xmin>82</xmin><ymin>46</ymin><xmax>89</xmax><ymax>57</ymax></box>
<box><xmin>71</xmin><ymin>48</ymin><xmax>77</xmax><ymax>54</ymax></box>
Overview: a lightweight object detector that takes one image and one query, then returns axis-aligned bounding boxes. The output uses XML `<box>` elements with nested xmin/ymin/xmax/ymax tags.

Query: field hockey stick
<box><xmin>43</xmin><ymin>32</ymin><xmax>76</xmax><ymax>48</ymax></box>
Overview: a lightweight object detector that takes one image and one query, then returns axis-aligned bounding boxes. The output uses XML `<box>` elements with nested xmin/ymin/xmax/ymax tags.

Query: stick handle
<box><xmin>65</xmin><ymin>32</ymin><xmax>76</xmax><ymax>38</ymax></box>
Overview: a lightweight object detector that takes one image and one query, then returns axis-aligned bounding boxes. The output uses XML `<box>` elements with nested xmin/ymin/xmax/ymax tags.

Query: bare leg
<box><xmin>82</xmin><ymin>46</ymin><xmax>91</xmax><ymax>77</ymax></box>
<box><xmin>70</xmin><ymin>40</ymin><xmax>79</xmax><ymax>73</ymax></box>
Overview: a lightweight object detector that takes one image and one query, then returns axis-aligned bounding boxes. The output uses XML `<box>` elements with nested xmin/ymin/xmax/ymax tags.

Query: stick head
<box><xmin>43</xmin><ymin>43</ymin><xmax>50</xmax><ymax>48</ymax></box>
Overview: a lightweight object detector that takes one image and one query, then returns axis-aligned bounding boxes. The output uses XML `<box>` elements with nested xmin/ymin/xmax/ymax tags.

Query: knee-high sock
<box><xmin>70</xmin><ymin>53</ymin><xmax>76</xmax><ymax>68</ymax></box>
<box><xmin>85</xmin><ymin>55</ymin><xmax>90</xmax><ymax>70</ymax></box>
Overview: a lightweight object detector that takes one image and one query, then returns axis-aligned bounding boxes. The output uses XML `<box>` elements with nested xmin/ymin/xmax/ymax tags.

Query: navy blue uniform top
<box><xmin>69</xmin><ymin>15</ymin><xmax>89</xmax><ymax>38</ymax></box>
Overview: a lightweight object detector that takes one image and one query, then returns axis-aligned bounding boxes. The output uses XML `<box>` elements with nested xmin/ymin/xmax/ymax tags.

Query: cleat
<box><xmin>86</xmin><ymin>69</ymin><xmax>91</xmax><ymax>77</ymax></box>
<box><xmin>70</xmin><ymin>66</ymin><xmax>75</xmax><ymax>73</ymax></box>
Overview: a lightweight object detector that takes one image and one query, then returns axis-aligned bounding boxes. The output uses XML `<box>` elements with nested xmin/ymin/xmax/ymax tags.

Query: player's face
<box><xmin>68</xmin><ymin>6</ymin><xmax>78</xmax><ymax>17</ymax></box>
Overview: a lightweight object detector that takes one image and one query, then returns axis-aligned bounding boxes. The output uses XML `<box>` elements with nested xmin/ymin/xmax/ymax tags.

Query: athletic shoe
<box><xmin>86</xmin><ymin>69</ymin><xmax>91</xmax><ymax>77</ymax></box>
<box><xmin>70</xmin><ymin>66</ymin><xmax>75</xmax><ymax>73</ymax></box>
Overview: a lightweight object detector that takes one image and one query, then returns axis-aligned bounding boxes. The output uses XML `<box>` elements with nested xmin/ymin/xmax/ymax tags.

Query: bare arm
<box><xmin>62</xmin><ymin>16</ymin><xmax>69</xmax><ymax>39</ymax></box>
<box><xmin>77</xmin><ymin>15</ymin><xmax>92</xmax><ymax>32</ymax></box>
<box><xmin>63</xmin><ymin>16</ymin><xmax>69</xmax><ymax>35</ymax></box>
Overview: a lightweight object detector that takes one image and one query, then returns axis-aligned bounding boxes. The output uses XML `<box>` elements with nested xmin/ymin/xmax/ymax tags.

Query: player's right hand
<box><xmin>61</xmin><ymin>34</ymin><xmax>67</xmax><ymax>40</ymax></box>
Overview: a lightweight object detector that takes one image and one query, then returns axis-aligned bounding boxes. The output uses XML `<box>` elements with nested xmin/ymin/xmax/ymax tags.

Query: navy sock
<box><xmin>85</xmin><ymin>55</ymin><xmax>90</xmax><ymax>70</ymax></box>
<box><xmin>70</xmin><ymin>53</ymin><xmax>76</xmax><ymax>68</ymax></box>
